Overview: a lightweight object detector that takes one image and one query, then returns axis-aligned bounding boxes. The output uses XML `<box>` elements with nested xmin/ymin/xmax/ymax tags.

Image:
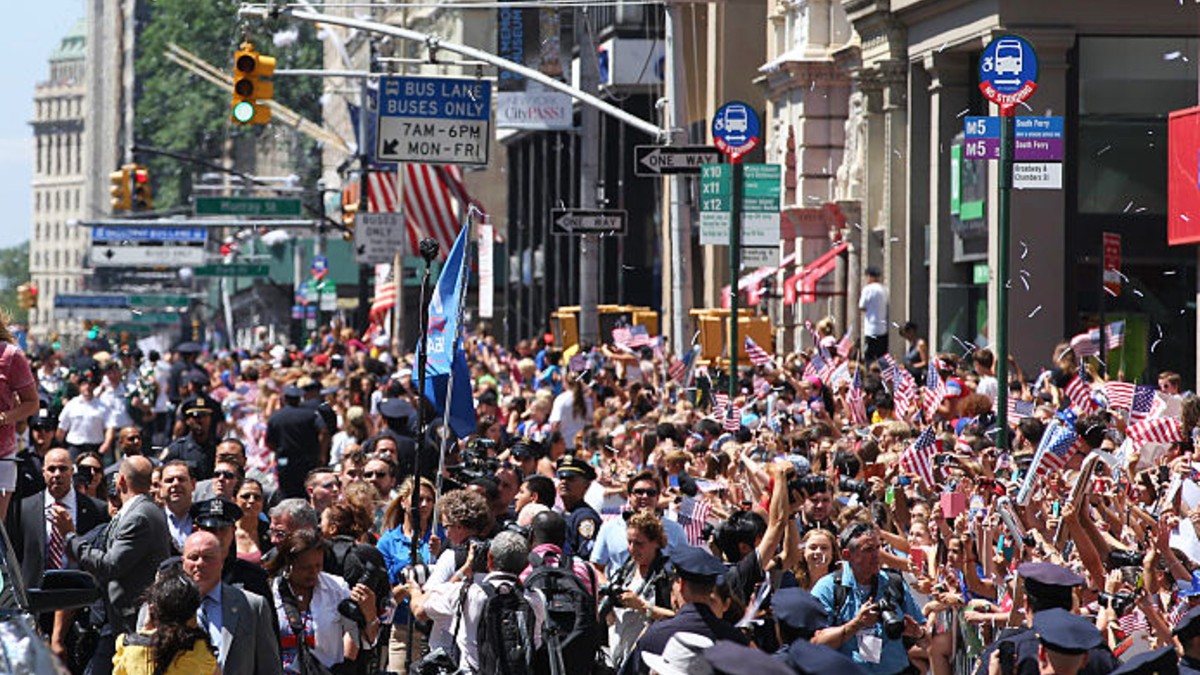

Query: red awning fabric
<box><xmin>784</xmin><ymin>241</ymin><xmax>848</xmax><ymax>304</ymax></box>
<box><xmin>720</xmin><ymin>250</ymin><xmax>799</xmax><ymax>308</ymax></box>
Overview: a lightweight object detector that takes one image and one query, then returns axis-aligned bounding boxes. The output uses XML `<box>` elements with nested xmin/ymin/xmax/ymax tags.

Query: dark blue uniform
<box><xmin>162</xmin><ymin>433</ymin><xmax>216</xmax><ymax>481</ymax></box>
<box><xmin>1181</xmin><ymin>656</ymin><xmax>1200</xmax><ymax>675</ymax></box>
<box><xmin>974</xmin><ymin>626</ymin><xmax>1119</xmax><ymax>675</ymax></box>
<box><xmin>564</xmin><ymin>503</ymin><xmax>601</xmax><ymax>559</ymax></box>
<box><xmin>624</xmin><ymin>603</ymin><xmax>747</xmax><ymax>675</ymax></box>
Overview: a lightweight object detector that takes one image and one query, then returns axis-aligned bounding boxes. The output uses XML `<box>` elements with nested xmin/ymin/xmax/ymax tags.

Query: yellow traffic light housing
<box><xmin>110</xmin><ymin>167</ymin><xmax>131</xmax><ymax>212</ymax></box>
<box><xmin>231</xmin><ymin>42</ymin><xmax>275</xmax><ymax>125</ymax></box>
<box><xmin>130</xmin><ymin>165</ymin><xmax>153</xmax><ymax>211</ymax></box>
<box><xmin>27</xmin><ymin>283</ymin><xmax>37</xmax><ymax>310</ymax></box>
<box><xmin>16</xmin><ymin>284</ymin><xmax>30</xmax><ymax>311</ymax></box>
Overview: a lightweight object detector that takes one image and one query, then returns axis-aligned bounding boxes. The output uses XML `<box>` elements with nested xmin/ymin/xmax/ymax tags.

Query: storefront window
<box><xmin>1077</xmin><ymin>36</ymin><xmax>1198</xmax><ymax>215</ymax></box>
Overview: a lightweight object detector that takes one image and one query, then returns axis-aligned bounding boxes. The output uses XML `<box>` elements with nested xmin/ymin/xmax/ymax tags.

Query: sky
<box><xmin>0</xmin><ymin>1</ymin><xmax>87</xmax><ymax>250</ymax></box>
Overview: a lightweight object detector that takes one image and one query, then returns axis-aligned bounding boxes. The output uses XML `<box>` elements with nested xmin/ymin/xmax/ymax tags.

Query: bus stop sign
<box><xmin>979</xmin><ymin>35</ymin><xmax>1038</xmax><ymax>107</ymax></box>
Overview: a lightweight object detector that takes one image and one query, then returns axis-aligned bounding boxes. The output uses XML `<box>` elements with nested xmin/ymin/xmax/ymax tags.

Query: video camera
<box><xmin>447</xmin><ymin>438</ymin><xmax>501</xmax><ymax>485</ymax></box>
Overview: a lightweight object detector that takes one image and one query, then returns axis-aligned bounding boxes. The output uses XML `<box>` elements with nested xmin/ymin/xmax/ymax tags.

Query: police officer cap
<box><xmin>282</xmin><ymin>385</ymin><xmax>305</xmax><ymax>399</ymax></box>
<box><xmin>670</xmin><ymin>545</ymin><xmax>726</xmax><ymax>584</ymax></box>
<box><xmin>785</xmin><ymin>640</ymin><xmax>870</xmax><ymax>675</ymax></box>
<box><xmin>1109</xmin><ymin>646</ymin><xmax>1178</xmax><ymax>675</ymax></box>
<box><xmin>771</xmin><ymin>587</ymin><xmax>829</xmax><ymax>633</ymax></box>
<box><xmin>1173</xmin><ymin>605</ymin><xmax>1200</xmax><ymax>638</ymax></box>
<box><xmin>190</xmin><ymin>498</ymin><xmax>243</xmax><ymax>530</ymax></box>
<box><xmin>378</xmin><ymin>397</ymin><xmax>415</xmax><ymax>420</ymax></box>
<box><xmin>702</xmin><ymin>640</ymin><xmax>794</xmax><ymax>675</ymax></box>
<box><xmin>176</xmin><ymin>341</ymin><xmax>202</xmax><ymax>355</ymax></box>
<box><xmin>186</xmin><ymin>371</ymin><xmax>210</xmax><ymax>386</ymax></box>
<box><xmin>182</xmin><ymin>398</ymin><xmax>216</xmax><ymax>417</ymax></box>
<box><xmin>1032</xmin><ymin>608</ymin><xmax>1102</xmax><ymax>655</ymax></box>
<box><xmin>1018</xmin><ymin>562</ymin><xmax>1085</xmax><ymax>590</ymax></box>
<box><xmin>556</xmin><ymin>455</ymin><xmax>597</xmax><ymax>481</ymax></box>
<box><xmin>30</xmin><ymin>407</ymin><xmax>58</xmax><ymax>430</ymax></box>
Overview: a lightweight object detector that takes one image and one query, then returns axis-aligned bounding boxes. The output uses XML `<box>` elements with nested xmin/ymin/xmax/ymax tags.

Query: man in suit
<box><xmin>8</xmin><ymin>447</ymin><xmax>108</xmax><ymax>660</ymax></box>
<box><xmin>183</xmin><ymin>530</ymin><xmax>282</xmax><ymax>675</ymax></box>
<box><xmin>67</xmin><ymin>455</ymin><xmax>170</xmax><ymax>675</ymax></box>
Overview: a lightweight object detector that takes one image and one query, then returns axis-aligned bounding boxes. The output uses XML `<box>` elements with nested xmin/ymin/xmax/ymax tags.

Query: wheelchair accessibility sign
<box><xmin>979</xmin><ymin>35</ymin><xmax>1038</xmax><ymax>107</ymax></box>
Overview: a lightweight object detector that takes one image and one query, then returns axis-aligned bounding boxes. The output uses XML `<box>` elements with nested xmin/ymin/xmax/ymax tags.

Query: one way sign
<box><xmin>551</xmin><ymin>209</ymin><xmax>627</xmax><ymax>236</ymax></box>
<box><xmin>634</xmin><ymin>145</ymin><xmax>722</xmax><ymax>177</ymax></box>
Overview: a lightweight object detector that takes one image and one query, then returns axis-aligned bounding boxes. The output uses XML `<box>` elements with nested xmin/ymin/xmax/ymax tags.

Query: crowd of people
<box><xmin>0</xmin><ymin>304</ymin><xmax>1199</xmax><ymax>675</ymax></box>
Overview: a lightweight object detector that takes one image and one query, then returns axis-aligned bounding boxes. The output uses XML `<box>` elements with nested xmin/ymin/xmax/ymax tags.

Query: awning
<box><xmin>783</xmin><ymin>241</ymin><xmax>848</xmax><ymax>304</ymax></box>
<box><xmin>720</xmin><ymin>251</ymin><xmax>799</xmax><ymax>308</ymax></box>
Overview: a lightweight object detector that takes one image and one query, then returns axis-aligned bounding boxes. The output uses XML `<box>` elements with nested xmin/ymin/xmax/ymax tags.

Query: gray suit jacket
<box><xmin>220</xmin><ymin>583</ymin><xmax>284</xmax><ymax>675</ymax></box>
<box><xmin>69</xmin><ymin>492</ymin><xmax>170</xmax><ymax>634</ymax></box>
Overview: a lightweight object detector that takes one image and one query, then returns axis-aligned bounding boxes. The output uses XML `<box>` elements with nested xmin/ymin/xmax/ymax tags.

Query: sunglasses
<box><xmin>214</xmin><ymin>470</ymin><xmax>239</xmax><ymax>480</ymax></box>
<box><xmin>363</xmin><ymin>471</ymin><xmax>389</xmax><ymax>479</ymax></box>
<box><xmin>238</xmin><ymin>493</ymin><xmax>262</xmax><ymax>501</ymax></box>
<box><xmin>631</xmin><ymin>488</ymin><xmax>660</xmax><ymax>497</ymax></box>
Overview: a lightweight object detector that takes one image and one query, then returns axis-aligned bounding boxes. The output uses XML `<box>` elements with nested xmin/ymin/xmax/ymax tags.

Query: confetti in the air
<box><xmin>1029</xmin><ymin>305</ymin><xmax>1043</xmax><ymax>318</ymax></box>
<box><xmin>1133</xmin><ymin>289</ymin><xmax>1144</xmax><ymax>297</ymax></box>
<box><xmin>1020</xmin><ymin>241</ymin><xmax>1029</xmax><ymax>259</ymax></box>
<box><xmin>1165</xmin><ymin>269</ymin><xmax>1178</xmax><ymax>276</ymax></box>
<box><xmin>1123</xmin><ymin>201</ymin><xmax>1134</xmax><ymax>213</ymax></box>
<box><xmin>1096</xmin><ymin>145</ymin><xmax>1112</xmax><ymax>156</ymax></box>
<box><xmin>957</xmin><ymin>109</ymin><xmax>970</xmax><ymax>118</ymax></box>
<box><xmin>1152</xmin><ymin>339</ymin><xmax>1163</xmax><ymax>353</ymax></box>
<box><xmin>1165</xmin><ymin>51</ymin><xmax>1183</xmax><ymax>61</ymax></box>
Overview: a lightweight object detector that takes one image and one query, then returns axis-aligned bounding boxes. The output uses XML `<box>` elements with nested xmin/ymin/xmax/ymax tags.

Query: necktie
<box><xmin>200</xmin><ymin>596</ymin><xmax>222</xmax><ymax>653</ymax></box>
<box><xmin>46</xmin><ymin>501</ymin><xmax>65</xmax><ymax>570</ymax></box>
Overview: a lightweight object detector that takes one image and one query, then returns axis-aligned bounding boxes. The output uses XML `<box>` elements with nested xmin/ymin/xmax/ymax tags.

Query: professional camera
<box><xmin>1098</xmin><ymin>591</ymin><xmax>1136</xmax><ymax>615</ymax></box>
<box><xmin>403</xmin><ymin>562</ymin><xmax>430</xmax><ymax>587</ymax></box>
<box><xmin>448</xmin><ymin>439</ymin><xmax>501</xmax><ymax>485</ymax></box>
<box><xmin>878</xmin><ymin>573</ymin><xmax>906</xmax><ymax>640</ymax></box>
<box><xmin>337</xmin><ymin>560</ymin><xmax>390</xmax><ymax>626</ymax></box>
<box><xmin>1108</xmin><ymin>549</ymin><xmax>1144</xmax><ymax>570</ymax></box>
<box><xmin>838</xmin><ymin>478</ymin><xmax>871</xmax><ymax>499</ymax></box>
<box><xmin>596</xmin><ymin>579</ymin><xmax>627</xmax><ymax>620</ymax></box>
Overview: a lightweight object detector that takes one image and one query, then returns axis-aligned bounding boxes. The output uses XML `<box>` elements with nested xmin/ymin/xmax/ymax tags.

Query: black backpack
<box><xmin>477</xmin><ymin>576</ymin><xmax>537</xmax><ymax>675</ymax></box>
<box><xmin>524</xmin><ymin>552</ymin><xmax>601</xmax><ymax>675</ymax></box>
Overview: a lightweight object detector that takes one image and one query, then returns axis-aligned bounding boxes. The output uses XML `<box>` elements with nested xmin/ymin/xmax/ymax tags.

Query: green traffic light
<box><xmin>232</xmin><ymin>101</ymin><xmax>256</xmax><ymax>124</ymax></box>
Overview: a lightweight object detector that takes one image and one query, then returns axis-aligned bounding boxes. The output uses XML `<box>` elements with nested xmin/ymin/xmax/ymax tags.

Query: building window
<box><xmin>1077</xmin><ymin>36</ymin><xmax>1199</xmax><ymax>215</ymax></box>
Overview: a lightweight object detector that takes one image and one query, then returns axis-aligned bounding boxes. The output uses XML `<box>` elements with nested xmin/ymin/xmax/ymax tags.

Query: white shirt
<box><xmin>858</xmin><ymin>281</ymin><xmax>889</xmax><ymax>338</ymax></box>
<box><xmin>549</xmin><ymin>391</ymin><xmax>591</xmax><ymax>449</ymax></box>
<box><xmin>977</xmin><ymin>375</ymin><xmax>999</xmax><ymax>403</ymax></box>
<box><xmin>58</xmin><ymin>396</ymin><xmax>111</xmax><ymax>445</ymax></box>
<box><xmin>425</xmin><ymin>572</ymin><xmax>544</xmax><ymax>674</ymax></box>
<box><xmin>273</xmin><ymin>572</ymin><xmax>360</xmax><ymax>669</ymax></box>
<box><xmin>97</xmin><ymin>380</ymin><xmax>133</xmax><ymax>430</ymax></box>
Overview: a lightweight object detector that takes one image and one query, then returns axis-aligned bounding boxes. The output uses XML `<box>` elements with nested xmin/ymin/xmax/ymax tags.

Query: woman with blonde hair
<box><xmin>0</xmin><ymin>312</ymin><xmax>38</xmax><ymax>516</ymax></box>
<box><xmin>787</xmin><ymin>527</ymin><xmax>839</xmax><ymax>590</ymax></box>
<box><xmin>377</xmin><ymin>476</ymin><xmax>438</xmax><ymax>672</ymax></box>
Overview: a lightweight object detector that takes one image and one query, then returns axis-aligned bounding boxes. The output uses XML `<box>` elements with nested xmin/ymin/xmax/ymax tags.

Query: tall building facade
<box><xmin>30</xmin><ymin>20</ymin><xmax>89</xmax><ymax>339</ymax></box>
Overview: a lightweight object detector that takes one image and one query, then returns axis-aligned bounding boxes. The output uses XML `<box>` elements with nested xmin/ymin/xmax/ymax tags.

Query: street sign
<box><xmin>1012</xmin><ymin>162</ymin><xmax>1062</xmax><ymax>189</ymax></box>
<box><xmin>1103</xmin><ymin>232</ymin><xmax>1122</xmax><ymax>295</ymax></box>
<box><xmin>973</xmin><ymin>263</ymin><xmax>990</xmax><ymax>285</ymax></box>
<box><xmin>376</xmin><ymin>76</ymin><xmax>491</xmax><ymax>166</ymax></box>
<box><xmin>550</xmin><ymin>209</ymin><xmax>627</xmax><ymax>235</ymax></box>
<box><xmin>741</xmin><ymin>164</ymin><xmax>782</xmax><ymax>252</ymax></box>
<box><xmin>712</xmin><ymin>101</ymin><xmax>760</xmax><ymax>161</ymax></box>
<box><xmin>194</xmin><ymin>196</ymin><xmax>303</xmax><ymax>217</ymax></box>
<box><xmin>129</xmin><ymin>311</ymin><xmax>180</xmax><ymax>325</ymax></box>
<box><xmin>193</xmin><ymin>264</ymin><xmax>270</xmax><ymax>277</ymax></box>
<box><xmin>964</xmin><ymin>116</ymin><xmax>1063</xmax><ymax>160</ymax></box>
<box><xmin>699</xmin><ymin>164</ymin><xmax>732</xmax><ymax>244</ymax></box>
<box><xmin>634</xmin><ymin>145</ymin><xmax>722</xmax><ymax>177</ymax></box>
<box><xmin>91</xmin><ymin>226</ymin><xmax>207</xmax><ymax>268</ymax></box>
<box><xmin>128</xmin><ymin>294</ymin><xmax>191</xmax><ymax>308</ymax></box>
<box><xmin>742</xmin><ymin>247</ymin><xmax>780</xmax><ymax>267</ymax></box>
<box><xmin>354</xmin><ymin>213</ymin><xmax>406</xmax><ymax>265</ymax></box>
<box><xmin>54</xmin><ymin>307</ymin><xmax>133</xmax><ymax>322</ymax></box>
<box><xmin>311</xmin><ymin>255</ymin><xmax>328</xmax><ymax>279</ymax></box>
<box><xmin>54</xmin><ymin>294</ymin><xmax>129</xmax><ymax>308</ymax></box>
<box><xmin>979</xmin><ymin>35</ymin><xmax>1039</xmax><ymax>107</ymax></box>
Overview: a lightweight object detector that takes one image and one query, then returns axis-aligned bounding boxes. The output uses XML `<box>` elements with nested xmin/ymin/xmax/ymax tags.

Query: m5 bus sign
<box><xmin>979</xmin><ymin>35</ymin><xmax>1038</xmax><ymax>107</ymax></box>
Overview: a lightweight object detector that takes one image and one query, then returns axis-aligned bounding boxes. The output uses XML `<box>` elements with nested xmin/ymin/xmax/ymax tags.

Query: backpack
<box><xmin>524</xmin><ymin>551</ymin><xmax>601</xmax><ymax>675</ymax></box>
<box><xmin>477</xmin><ymin>576</ymin><xmax>537</xmax><ymax>675</ymax></box>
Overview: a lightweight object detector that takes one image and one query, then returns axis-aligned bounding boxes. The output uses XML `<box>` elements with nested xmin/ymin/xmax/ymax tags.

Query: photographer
<box><xmin>590</xmin><ymin>471</ymin><xmax>686</xmax><ymax>576</ymax></box>
<box><xmin>602</xmin><ymin>511</ymin><xmax>674</xmax><ymax>670</ymax></box>
<box><xmin>812</xmin><ymin>522</ymin><xmax>927</xmax><ymax>675</ymax></box>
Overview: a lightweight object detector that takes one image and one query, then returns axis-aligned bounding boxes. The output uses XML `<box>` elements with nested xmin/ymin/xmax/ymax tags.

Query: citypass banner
<box><xmin>495</xmin><ymin>7</ymin><xmax>574</xmax><ymax>130</ymax></box>
<box><xmin>1168</xmin><ymin>105</ymin><xmax>1200</xmax><ymax>245</ymax></box>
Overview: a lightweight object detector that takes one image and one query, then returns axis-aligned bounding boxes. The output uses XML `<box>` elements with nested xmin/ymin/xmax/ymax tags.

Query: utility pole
<box><xmin>665</xmin><ymin>2</ymin><xmax>692</xmax><ymax>355</ymax></box>
<box><xmin>578</xmin><ymin>8</ymin><xmax>601</xmax><ymax>345</ymax></box>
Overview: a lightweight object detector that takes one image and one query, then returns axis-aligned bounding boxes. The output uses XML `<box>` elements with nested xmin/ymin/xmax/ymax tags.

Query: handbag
<box><xmin>278</xmin><ymin>578</ymin><xmax>335</xmax><ymax>675</ymax></box>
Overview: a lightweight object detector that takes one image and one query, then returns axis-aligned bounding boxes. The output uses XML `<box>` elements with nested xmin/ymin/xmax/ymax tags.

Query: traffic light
<box><xmin>130</xmin><ymin>164</ymin><xmax>153</xmax><ymax>211</ymax></box>
<box><xmin>231</xmin><ymin>42</ymin><xmax>275</xmax><ymax>125</ymax></box>
<box><xmin>110</xmin><ymin>167</ymin><xmax>131</xmax><ymax>212</ymax></box>
<box><xmin>27</xmin><ymin>283</ymin><xmax>37</xmax><ymax>310</ymax></box>
<box><xmin>341</xmin><ymin>184</ymin><xmax>359</xmax><ymax>239</ymax></box>
<box><xmin>16</xmin><ymin>284</ymin><xmax>30</xmax><ymax>311</ymax></box>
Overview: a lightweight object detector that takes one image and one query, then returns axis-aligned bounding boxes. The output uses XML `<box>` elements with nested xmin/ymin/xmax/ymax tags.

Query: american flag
<box><xmin>744</xmin><ymin>336</ymin><xmax>774</xmax><ymax>368</ymax></box>
<box><xmin>677</xmin><ymin>495</ymin><xmax>712</xmax><ymax>546</ymax></box>
<box><xmin>613</xmin><ymin>325</ymin><xmax>652</xmax><ymax>348</ymax></box>
<box><xmin>1117</xmin><ymin>610</ymin><xmax>1151</xmax><ymax>636</ymax></box>
<box><xmin>804</xmin><ymin>351</ymin><xmax>831</xmax><ymax>382</ymax></box>
<box><xmin>668</xmin><ymin>347</ymin><xmax>696</xmax><ymax>384</ymax></box>
<box><xmin>724</xmin><ymin>406</ymin><xmax>742</xmax><ymax>432</ymax></box>
<box><xmin>369</xmin><ymin>262</ymin><xmax>398</xmax><ymax>323</ymax></box>
<box><xmin>1063</xmin><ymin>375</ymin><xmax>1099</xmax><ymax>414</ymax></box>
<box><xmin>880</xmin><ymin>355</ymin><xmax>897</xmax><ymax>386</ymax></box>
<box><xmin>837</xmin><ymin>331</ymin><xmax>854</xmax><ymax>359</ymax></box>
<box><xmin>1068</xmin><ymin>321</ymin><xmax>1126</xmax><ymax>358</ymax></box>
<box><xmin>1129</xmin><ymin>385</ymin><xmax>1163</xmax><ymax>423</ymax></box>
<box><xmin>712</xmin><ymin>391</ymin><xmax>730</xmax><ymax>420</ymax></box>
<box><xmin>922</xmin><ymin>363</ymin><xmax>947</xmax><ymax>421</ymax></box>
<box><xmin>1006</xmin><ymin>397</ymin><xmax>1035</xmax><ymax>422</ymax></box>
<box><xmin>901</xmin><ymin>427</ymin><xmax>938</xmax><ymax>487</ymax></box>
<box><xmin>1030</xmin><ymin>421</ymin><xmax>1079</xmax><ymax>479</ymax></box>
<box><xmin>1104</xmin><ymin>381</ymin><xmax>1137</xmax><ymax>410</ymax></box>
<box><xmin>1127</xmin><ymin>416</ymin><xmax>1184</xmax><ymax>448</ymax></box>
<box><xmin>366</xmin><ymin>165</ymin><xmax>476</xmax><ymax>259</ymax></box>
<box><xmin>845</xmin><ymin>367</ymin><xmax>869</xmax><ymax>426</ymax></box>
<box><xmin>752</xmin><ymin>375</ymin><xmax>772</xmax><ymax>398</ymax></box>
<box><xmin>1106</xmin><ymin>321</ymin><xmax>1125</xmax><ymax>350</ymax></box>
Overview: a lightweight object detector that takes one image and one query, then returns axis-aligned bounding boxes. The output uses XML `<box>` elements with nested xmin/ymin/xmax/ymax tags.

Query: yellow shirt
<box><xmin>112</xmin><ymin>632</ymin><xmax>217</xmax><ymax>675</ymax></box>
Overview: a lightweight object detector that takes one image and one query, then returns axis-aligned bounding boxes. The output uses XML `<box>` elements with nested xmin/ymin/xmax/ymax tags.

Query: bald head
<box><xmin>182</xmin><ymin>530</ymin><xmax>223</xmax><ymax>595</ymax></box>
<box><xmin>119</xmin><ymin>456</ymin><xmax>154</xmax><ymax>494</ymax></box>
<box><xmin>45</xmin><ymin>447</ymin><xmax>71</xmax><ymax>465</ymax></box>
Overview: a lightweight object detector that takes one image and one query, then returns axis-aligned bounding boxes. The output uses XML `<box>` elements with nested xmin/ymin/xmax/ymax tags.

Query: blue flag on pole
<box><xmin>421</xmin><ymin>225</ymin><xmax>476</xmax><ymax>438</ymax></box>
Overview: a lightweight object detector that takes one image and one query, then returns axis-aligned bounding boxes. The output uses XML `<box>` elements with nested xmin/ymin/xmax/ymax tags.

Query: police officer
<box><xmin>13</xmin><ymin>404</ymin><xmax>57</xmax><ymax>501</ymax></box>
<box><xmin>162</xmin><ymin>398</ymin><xmax>219</xmax><ymax>481</ymax></box>
<box><xmin>706</xmin><ymin>639</ymin><xmax>861</xmax><ymax>675</ymax></box>
<box><xmin>625</xmin><ymin>546</ymin><xmax>747</xmax><ymax>675</ymax></box>
<box><xmin>1174</xmin><ymin>605</ymin><xmax>1200</xmax><ymax>675</ymax></box>
<box><xmin>557</xmin><ymin>455</ymin><xmax>601</xmax><ymax>558</ymax></box>
<box><xmin>770</xmin><ymin>587</ymin><xmax>830</xmax><ymax>661</ymax></box>
<box><xmin>975</xmin><ymin>562</ymin><xmax>1118</xmax><ymax>675</ymax></box>
<box><xmin>1109</xmin><ymin>647</ymin><xmax>1178</xmax><ymax>675</ymax></box>
<box><xmin>1019</xmin><ymin>609</ymin><xmax>1104</xmax><ymax>675</ymax></box>
<box><xmin>189</xmin><ymin>498</ymin><xmax>272</xmax><ymax>601</ymax></box>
